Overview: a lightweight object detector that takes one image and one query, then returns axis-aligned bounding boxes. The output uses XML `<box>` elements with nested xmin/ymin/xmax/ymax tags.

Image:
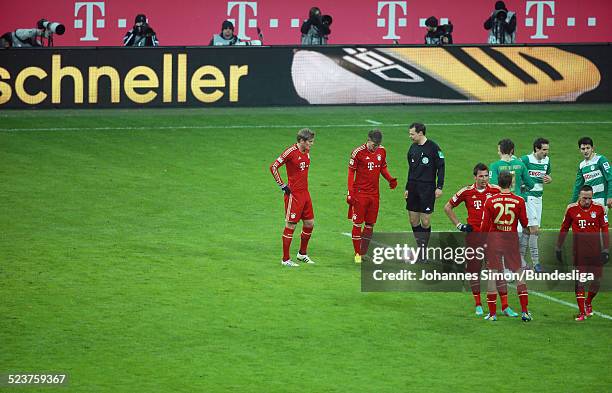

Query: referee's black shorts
<box><xmin>405</xmin><ymin>181</ymin><xmax>436</xmax><ymax>213</ymax></box>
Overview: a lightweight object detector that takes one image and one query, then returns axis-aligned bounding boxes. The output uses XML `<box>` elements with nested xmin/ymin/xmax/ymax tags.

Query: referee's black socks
<box><xmin>422</xmin><ymin>226</ymin><xmax>431</xmax><ymax>249</ymax></box>
<box><xmin>412</xmin><ymin>225</ymin><xmax>424</xmax><ymax>248</ymax></box>
<box><xmin>411</xmin><ymin>225</ymin><xmax>432</xmax><ymax>249</ymax></box>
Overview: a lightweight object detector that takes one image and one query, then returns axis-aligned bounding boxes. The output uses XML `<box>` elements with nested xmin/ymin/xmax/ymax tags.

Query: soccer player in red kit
<box><xmin>347</xmin><ymin>130</ymin><xmax>397</xmax><ymax>263</ymax></box>
<box><xmin>556</xmin><ymin>185</ymin><xmax>609</xmax><ymax>321</ymax></box>
<box><xmin>444</xmin><ymin>163</ymin><xmax>518</xmax><ymax>317</ymax></box>
<box><xmin>270</xmin><ymin>128</ymin><xmax>316</xmax><ymax>267</ymax></box>
<box><xmin>481</xmin><ymin>171</ymin><xmax>532</xmax><ymax>322</ymax></box>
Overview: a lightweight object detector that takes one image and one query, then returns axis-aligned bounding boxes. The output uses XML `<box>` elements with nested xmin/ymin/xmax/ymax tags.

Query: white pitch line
<box><xmin>366</xmin><ymin>119</ymin><xmax>383</xmax><ymax>125</ymax></box>
<box><xmin>340</xmin><ymin>231</ymin><xmax>612</xmax><ymax>320</ymax></box>
<box><xmin>526</xmin><ymin>288</ymin><xmax>612</xmax><ymax>320</ymax></box>
<box><xmin>1</xmin><ymin>120</ymin><xmax>612</xmax><ymax>132</ymax></box>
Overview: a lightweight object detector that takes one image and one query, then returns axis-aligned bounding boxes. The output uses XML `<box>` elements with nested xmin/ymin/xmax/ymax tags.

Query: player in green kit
<box><xmin>571</xmin><ymin>137</ymin><xmax>612</xmax><ymax>210</ymax></box>
<box><xmin>489</xmin><ymin>139</ymin><xmax>535</xmax><ymax>196</ymax></box>
<box><xmin>490</xmin><ymin>139</ymin><xmax>535</xmax><ymax>274</ymax></box>
<box><xmin>519</xmin><ymin>138</ymin><xmax>552</xmax><ymax>273</ymax></box>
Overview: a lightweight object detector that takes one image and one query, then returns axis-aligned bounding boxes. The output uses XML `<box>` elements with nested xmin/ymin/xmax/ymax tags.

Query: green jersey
<box><xmin>520</xmin><ymin>153</ymin><xmax>551</xmax><ymax>198</ymax></box>
<box><xmin>489</xmin><ymin>157</ymin><xmax>535</xmax><ymax>197</ymax></box>
<box><xmin>571</xmin><ymin>153</ymin><xmax>612</xmax><ymax>203</ymax></box>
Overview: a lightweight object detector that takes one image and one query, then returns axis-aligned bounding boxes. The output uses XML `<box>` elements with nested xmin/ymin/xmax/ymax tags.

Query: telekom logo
<box><xmin>524</xmin><ymin>0</ymin><xmax>599</xmax><ymax>40</ymax></box>
<box><xmin>74</xmin><ymin>2</ymin><xmax>105</xmax><ymax>41</ymax></box>
<box><xmin>377</xmin><ymin>1</ymin><xmax>407</xmax><ymax>40</ymax></box>
<box><xmin>227</xmin><ymin>1</ymin><xmax>257</xmax><ymax>40</ymax></box>
<box><xmin>525</xmin><ymin>1</ymin><xmax>555</xmax><ymax>39</ymax></box>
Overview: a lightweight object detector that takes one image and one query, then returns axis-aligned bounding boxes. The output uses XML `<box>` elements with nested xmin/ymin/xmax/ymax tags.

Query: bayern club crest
<box><xmin>591</xmin><ymin>211</ymin><xmax>596</xmax><ymax>218</ymax></box>
<box><xmin>377</xmin><ymin>154</ymin><xmax>381</xmax><ymax>161</ymax></box>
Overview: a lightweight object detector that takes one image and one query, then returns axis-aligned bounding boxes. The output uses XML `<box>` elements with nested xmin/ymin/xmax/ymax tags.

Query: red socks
<box><xmin>283</xmin><ymin>225</ymin><xmax>314</xmax><ymax>261</ymax></box>
<box><xmin>487</xmin><ymin>293</ymin><xmax>497</xmax><ymax>316</ymax></box>
<box><xmin>495</xmin><ymin>279</ymin><xmax>507</xmax><ymax>309</ymax></box>
<box><xmin>352</xmin><ymin>225</ymin><xmax>362</xmax><ymax>254</ymax></box>
<box><xmin>470</xmin><ymin>280</ymin><xmax>481</xmax><ymax>306</ymax></box>
<box><xmin>299</xmin><ymin>226</ymin><xmax>313</xmax><ymax>255</ymax></box>
<box><xmin>352</xmin><ymin>224</ymin><xmax>374</xmax><ymax>255</ymax></box>
<box><xmin>587</xmin><ymin>280</ymin><xmax>599</xmax><ymax>307</ymax></box>
<box><xmin>473</xmin><ymin>293</ymin><xmax>482</xmax><ymax>307</ymax></box>
<box><xmin>576</xmin><ymin>290</ymin><xmax>586</xmax><ymax>314</ymax></box>
<box><xmin>517</xmin><ymin>283</ymin><xmax>529</xmax><ymax>313</ymax></box>
<box><xmin>496</xmin><ymin>279</ymin><xmax>509</xmax><ymax>310</ymax></box>
<box><xmin>360</xmin><ymin>225</ymin><xmax>373</xmax><ymax>256</ymax></box>
<box><xmin>282</xmin><ymin>227</ymin><xmax>295</xmax><ymax>261</ymax></box>
<box><xmin>500</xmin><ymin>293</ymin><xmax>509</xmax><ymax>311</ymax></box>
<box><xmin>587</xmin><ymin>291</ymin><xmax>597</xmax><ymax>306</ymax></box>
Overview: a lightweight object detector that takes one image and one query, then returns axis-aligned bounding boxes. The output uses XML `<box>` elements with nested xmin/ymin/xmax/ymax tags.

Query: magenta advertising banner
<box><xmin>0</xmin><ymin>1</ymin><xmax>610</xmax><ymax>47</ymax></box>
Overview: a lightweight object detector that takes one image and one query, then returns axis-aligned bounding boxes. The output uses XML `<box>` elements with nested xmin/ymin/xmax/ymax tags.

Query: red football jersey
<box><xmin>270</xmin><ymin>144</ymin><xmax>311</xmax><ymax>193</ymax></box>
<box><xmin>448</xmin><ymin>183</ymin><xmax>501</xmax><ymax>231</ymax></box>
<box><xmin>348</xmin><ymin>144</ymin><xmax>387</xmax><ymax>195</ymax></box>
<box><xmin>557</xmin><ymin>202</ymin><xmax>609</xmax><ymax>252</ymax></box>
<box><xmin>481</xmin><ymin>192</ymin><xmax>528</xmax><ymax>233</ymax></box>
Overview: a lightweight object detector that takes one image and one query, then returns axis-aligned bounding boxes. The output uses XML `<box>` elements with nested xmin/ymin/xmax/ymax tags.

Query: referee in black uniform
<box><xmin>405</xmin><ymin>122</ymin><xmax>445</xmax><ymax>253</ymax></box>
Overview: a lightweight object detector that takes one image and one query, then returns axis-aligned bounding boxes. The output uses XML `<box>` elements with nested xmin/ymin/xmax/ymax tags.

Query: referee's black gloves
<box><xmin>456</xmin><ymin>223</ymin><xmax>473</xmax><ymax>232</ymax></box>
<box><xmin>281</xmin><ymin>184</ymin><xmax>291</xmax><ymax>195</ymax></box>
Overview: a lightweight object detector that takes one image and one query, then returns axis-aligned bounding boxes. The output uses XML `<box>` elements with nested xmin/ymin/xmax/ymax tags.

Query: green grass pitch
<box><xmin>1</xmin><ymin>104</ymin><xmax>611</xmax><ymax>392</ymax></box>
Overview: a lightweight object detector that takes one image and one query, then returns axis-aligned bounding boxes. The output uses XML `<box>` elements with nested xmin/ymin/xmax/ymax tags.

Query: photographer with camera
<box><xmin>424</xmin><ymin>16</ymin><xmax>453</xmax><ymax>45</ymax></box>
<box><xmin>209</xmin><ymin>20</ymin><xmax>264</xmax><ymax>46</ymax></box>
<box><xmin>300</xmin><ymin>7</ymin><xmax>332</xmax><ymax>45</ymax></box>
<box><xmin>484</xmin><ymin>1</ymin><xmax>516</xmax><ymax>44</ymax></box>
<box><xmin>1</xmin><ymin>32</ymin><xmax>13</xmax><ymax>48</ymax></box>
<box><xmin>209</xmin><ymin>20</ymin><xmax>242</xmax><ymax>46</ymax></box>
<box><xmin>2</xmin><ymin>19</ymin><xmax>65</xmax><ymax>48</ymax></box>
<box><xmin>123</xmin><ymin>14</ymin><xmax>159</xmax><ymax>47</ymax></box>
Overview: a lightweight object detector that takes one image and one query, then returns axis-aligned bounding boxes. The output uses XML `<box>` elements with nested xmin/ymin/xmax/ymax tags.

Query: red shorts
<box><xmin>284</xmin><ymin>192</ymin><xmax>314</xmax><ymax>222</ymax></box>
<box><xmin>574</xmin><ymin>255</ymin><xmax>604</xmax><ymax>279</ymax></box>
<box><xmin>573</xmin><ymin>238</ymin><xmax>604</xmax><ymax>278</ymax></box>
<box><xmin>465</xmin><ymin>232</ymin><xmax>486</xmax><ymax>273</ymax></box>
<box><xmin>466</xmin><ymin>259</ymin><xmax>482</xmax><ymax>274</ymax></box>
<box><xmin>485</xmin><ymin>235</ymin><xmax>521</xmax><ymax>272</ymax></box>
<box><xmin>349</xmin><ymin>193</ymin><xmax>380</xmax><ymax>225</ymax></box>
